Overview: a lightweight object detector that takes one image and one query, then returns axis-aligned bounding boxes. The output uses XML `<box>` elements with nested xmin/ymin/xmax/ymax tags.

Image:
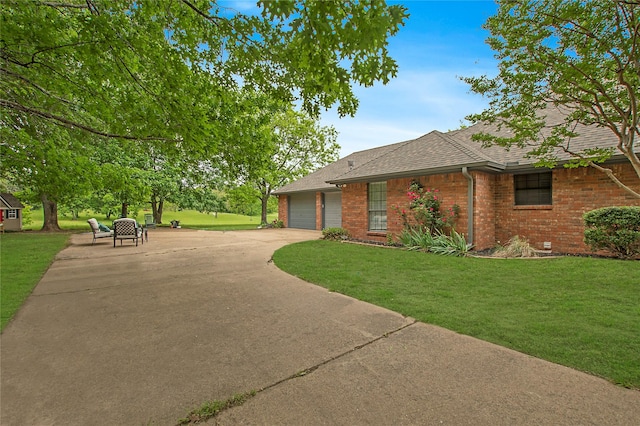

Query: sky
<box><xmin>321</xmin><ymin>0</ymin><xmax>500</xmax><ymax>157</ymax></box>
<box><xmin>220</xmin><ymin>0</ymin><xmax>500</xmax><ymax>158</ymax></box>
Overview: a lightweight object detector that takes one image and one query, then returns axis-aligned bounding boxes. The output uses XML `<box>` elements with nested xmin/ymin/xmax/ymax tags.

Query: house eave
<box><xmin>272</xmin><ymin>186</ymin><xmax>341</xmax><ymax>196</ymax></box>
<box><xmin>327</xmin><ymin>161</ymin><xmax>506</xmax><ymax>185</ymax></box>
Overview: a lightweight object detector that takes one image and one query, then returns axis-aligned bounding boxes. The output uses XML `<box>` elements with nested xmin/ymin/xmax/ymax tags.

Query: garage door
<box><xmin>323</xmin><ymin>192</ymin><xmax>342</xmax><ymax>229</ymax></box>
<box><xmin>288</xmin><ymin>193</ymin><xmax>316</xmax><ymax>229</ymax></box>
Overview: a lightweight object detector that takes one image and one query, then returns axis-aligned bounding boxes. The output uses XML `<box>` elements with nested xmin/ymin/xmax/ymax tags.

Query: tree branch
<box><xmin>180</xmin><ymin>0</ymin><xmax>221</xmax><ymax>25</ymax></box>
<box><xmin>39</xmin><ymin>1</ymin><xmax>89</xmax><ymax>8</ymax></box>
<box><xmin>0</xmin><ymin>67</ymin><xmax>75</xmax><ymax>105</ymax></box>
<box><xmin>588</xmin><ymin>161</ymin><xmax>640</xmax><ymax>198</ymax></box>
<box><xmin>1</xmin><ymin>99</ymin><xmax>179</xmax><ymax>142</ymax></box>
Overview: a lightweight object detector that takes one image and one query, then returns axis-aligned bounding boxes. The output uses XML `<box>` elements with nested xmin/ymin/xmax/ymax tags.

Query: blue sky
<box><xmin>220</xmin><ymin>0</ymin><xmax>499</xmax><ymax>157</ymax></box>
<box><xmin>322</xmin><ymin>0</ymin><xmax>500</xmax><ymax>157</ymax></box>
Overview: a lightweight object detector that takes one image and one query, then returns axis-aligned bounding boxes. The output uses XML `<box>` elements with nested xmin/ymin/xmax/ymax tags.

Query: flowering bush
<box><xmin>393</xmin><ymin>181</ymin><xmax>459</xmax><ymax>234</ymax></box>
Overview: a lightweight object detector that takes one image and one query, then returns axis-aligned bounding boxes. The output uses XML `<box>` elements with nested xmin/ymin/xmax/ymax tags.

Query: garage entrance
<box><xmin>323</xmin><ymin>192</ymin><xmax>342</xmax><ymax>229</ymax></box>
<box><xmin>288</xmin><ymin>193</ymin><xmax>316</xmax><ymax>229</ymax></box>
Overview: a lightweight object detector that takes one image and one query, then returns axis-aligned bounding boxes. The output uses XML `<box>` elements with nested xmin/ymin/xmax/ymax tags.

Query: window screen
<box><xmin>514</xmin><ymin>172</ymin><xmax>552</xmax><ymax>205</ymax></box>
<box><xmin>368</xmin><ymin>182</ymin><xmax>387</xmax><ymax>231</ymax></box>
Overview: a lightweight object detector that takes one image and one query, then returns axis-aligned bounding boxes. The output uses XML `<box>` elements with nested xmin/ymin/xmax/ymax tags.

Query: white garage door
<box><xmin>288</xmin><ymin>193</ymin><xmax>316</xmax><ymax>229</ymax></box>
<box><xmin>323</xmin><ymin>192</ymin><xmax>342</xmax><ymax>229</ymax></box>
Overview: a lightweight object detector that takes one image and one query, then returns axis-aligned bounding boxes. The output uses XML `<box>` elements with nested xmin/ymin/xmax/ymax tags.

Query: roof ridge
<box><xmin>435</xmin><ymin>131</ymin><xmax>497</xmax><ymax>163</ymax></box>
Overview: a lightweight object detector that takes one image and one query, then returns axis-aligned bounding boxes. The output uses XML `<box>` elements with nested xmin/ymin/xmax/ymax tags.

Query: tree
<box><xmin>2</xmin><ymin>0</ymin><xmax>407</xmax><ymax>229</ymax></box>
<box><xmin>222</xmin><ymin>99</ymin><xmax>339</xmax><ymax>224</ymax></box>
<box><xmin>463</xmin><ymin>0</ymin><xmax>640</xmax><ymax>198</ymax></box>
<box><xmin>0</xmin><ymin>120</ymin><xmax>98</xmax><ymax>230</ymax></box>
<box><xmin>2</xmin><ymin>0</ymin><xmax>408</xmax><ymax>143</ymax></box>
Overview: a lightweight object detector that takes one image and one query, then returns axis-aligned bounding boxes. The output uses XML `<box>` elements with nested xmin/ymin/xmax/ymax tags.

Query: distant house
<box><xmin>273</xmin><ymin>106</ymin><xmax>640</xmax><ymax>254</ymax></box>
<box><xmin>0</xmin><ymin>193</ymin><xmax>25</xmax><ymax>232</ymax></box>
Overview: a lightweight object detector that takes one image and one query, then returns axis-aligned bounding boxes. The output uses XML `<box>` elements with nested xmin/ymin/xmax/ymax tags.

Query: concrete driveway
<box><xmin>1</xmin><ymin>228</ymin><xmax>639</xmax><ymax>425</ymax></box>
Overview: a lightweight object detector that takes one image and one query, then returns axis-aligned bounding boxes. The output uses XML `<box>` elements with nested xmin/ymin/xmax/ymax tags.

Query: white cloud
<box><xmin>321</xmin><ymin>68</ymin><xmax>494</xmax><ymax>157</ymax></box>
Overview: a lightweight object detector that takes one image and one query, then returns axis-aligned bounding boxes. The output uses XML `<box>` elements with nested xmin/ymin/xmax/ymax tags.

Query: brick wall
<box><xmin>316</xmin><ymin>192</ymin><xmax>323</xmax><ymax>230</ymax></box>
<box><xmin>473</xmin><ymin>171</ymin><xmax>497</xmax><ymax>250</ymax></box>
<box><xmin>279</xmin><ymin>162</ymin><xmax>639</xmax><ymax>254</ymax></box>
<box><xmin>343</xmin><ymin>174</ymin><xmax>470</xmax><ymax>244</ymax></box>
<box><xmin>341</xmin><ymin>183</ymin><xmax>370</xmax><ymax>240</ymax></box>
<box><xmin>494</xmin><ymin>163</ymin><xmax>640</xmax><ymax>253</ymax></box>
<box><xmin>278</xmin><ymin>195</ymin><xmax>288</xmax><ymax>227</ymax></box>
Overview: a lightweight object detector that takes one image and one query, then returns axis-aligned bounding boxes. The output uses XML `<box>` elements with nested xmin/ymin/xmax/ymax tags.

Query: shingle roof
<box><xmin>272</xmin><ymin>139</ymin><xmax>410</xmax><ymax>194</ymax></box>
<box><xmin>274</xmin><ymin>104</ymin><xmax>628</xmax><ymax>191</ymax></box>
<box><xmin>327</xmin><ymin>130</ymin><xmax>504</xmax><ymax>184</ymax></box>
<box><xmin>0</xmin><ymin>193</ymin><xmax>24</xmax><ymax>209</ymax></box>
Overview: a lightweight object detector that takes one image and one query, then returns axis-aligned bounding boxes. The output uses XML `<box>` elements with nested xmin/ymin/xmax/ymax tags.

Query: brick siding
<box><xmin>279</xmin><ymin>163</ymin><xmax>639</xmax><ymax>254</ymax></box>
<box><xmin>278</xmin><ymin>195</ymin><xmax>288</xmax><ymax>227</ymax></box>
<box><xmin>494</xmin><ymin>163</ymin><xmax>640</xmax><ymax>253</ymax></box>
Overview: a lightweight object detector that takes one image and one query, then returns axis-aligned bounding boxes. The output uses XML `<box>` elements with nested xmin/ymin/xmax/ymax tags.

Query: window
<box><xmin>7</xmin><ymin>209</ymin><xmax>18</xmax><ymax>219</ymax></box>
<box><xmin>368</xmin><ymin>182</ymin><xmax>387</xmax><ymax>231</ymax></box>
<box><xmin>514</xmin><ymin>172</ymin><xmax>552</xmax><ymax>205</ymax></box>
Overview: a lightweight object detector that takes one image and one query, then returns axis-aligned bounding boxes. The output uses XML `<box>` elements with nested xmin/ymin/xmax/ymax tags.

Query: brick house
<box><xmin>273</xmin><ymin>106</ymin><xmax>640</xmax><ymax>254</ymax></box>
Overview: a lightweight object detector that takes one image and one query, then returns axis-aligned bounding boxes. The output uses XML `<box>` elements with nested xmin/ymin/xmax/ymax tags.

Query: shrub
<box><xmin>392</xmin><ymin>181</ymin><xmax>459</xmax><ymax>234</ymax></box>
<box><xmin>583</xmin><ymin>206</ymin><xmax>640</xmax><ymax>259</ymax></box>
<box><xmin>322</xmin><ymin>227</ymin><xmax>350</xmax><ymax>241</ymax></box>
<box><xmin>493</xmin><ymin>236</ymin><xmax>537</xmax><ymax>258</ymax></box>
<box><xmin>399</xmin><ymin>227</ymin><xmax>472</xmax><ymax>256</ymax></box>
<box><xmin>430</xmin><ymin>229</ymin><xmax>473</xmax><ymax>257</ymax></box>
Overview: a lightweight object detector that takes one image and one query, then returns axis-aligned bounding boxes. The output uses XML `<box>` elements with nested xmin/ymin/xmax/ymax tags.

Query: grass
<box><xmin>24</xmin><ymin>209</ymin><xmax>278</xmax><ymax>231</ymax></box>
<box><xmin>0</xmin><ymin>233</ymin><xmax>71</xmax><ymax>330</ymax></box>
<box><xmin>273</xmin><ymin>240</ymin><xmax>640</xmax><ymax>389</ymax></box>
<box><xmin>177</xmin><ymin>391</ymin><xmax>256</xmax><ymax>424</ymax></box>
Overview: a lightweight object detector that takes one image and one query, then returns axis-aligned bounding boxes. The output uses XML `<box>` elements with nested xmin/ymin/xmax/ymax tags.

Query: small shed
<box><xmin>0</xmin><ymin>193</ymin><xmax>25</xmax><ymax>231</ymax></box>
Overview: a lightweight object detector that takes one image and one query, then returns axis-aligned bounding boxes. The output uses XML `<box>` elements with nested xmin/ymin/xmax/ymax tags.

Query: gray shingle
<box><xmin>275</xmin><ymin>104</ymin><xmax>629</xmax><ymax>191</ymax></box>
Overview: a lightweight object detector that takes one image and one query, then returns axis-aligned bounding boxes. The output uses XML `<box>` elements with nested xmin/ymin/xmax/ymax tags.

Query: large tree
<box><xmin>222</xmin><ymin>97</ymin><xmax>339</xmax><ymax>224</ymax></box>
<box><xmin>1</xmin><ymin>0</ymin><xmax>407</xmax><ymax>229</ymax></box>
<box><xmin>2</xmin><ymin>0</ymin><xmax>408</xmax><ymax>141</ymax></box>
<box><xmin>0</xmin><ymin>120</ymin><xmax>98</xmax><ymax>230</ymax></box>
<box><xmin>463</xmin><ymin>0</ymin><xmax>640</xmax><ymax>198</ymax></box>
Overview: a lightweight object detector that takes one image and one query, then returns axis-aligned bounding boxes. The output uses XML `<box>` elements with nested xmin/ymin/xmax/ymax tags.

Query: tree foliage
<box><xmin>221</xmin><ymin>94</ymin><xmax>339</xmax><ymax>224</ymax></box>
<box><xmin>2</xmin><ymin>0</ymin><xmax>408</xmax><ymax>143</ymax></box>
<box><xmin>464</xmin><ymin>0</ymin><xmax>640</xmax><ymax>198</ymax></box>
<box><xmin>1</xmin><ymin>0</ymin><xmax>407</xmax><ymax>229</ymax></box>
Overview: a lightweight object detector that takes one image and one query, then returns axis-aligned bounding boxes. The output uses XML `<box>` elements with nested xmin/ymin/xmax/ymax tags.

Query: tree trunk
<box><xmin>151</xmin><ymin>195</ymin><xmax>164</xmax><ymax>224</ymax></box>
<box><xmin>260</xmin><ymin>195</ymin><xmax>269</xmax><ymax>225</ymax></box>
<box><xmin>121</xmin><ymin>203</ymin><xmax>128</xmax><ymax>218</ymax></box>
<box><xmin>41</xmin><ymin>194</ymin><xmax>61</xmax><ymax>231</ymax></box>
<box><xmin>157</xmin><ymin>199</ymin><xmax>164</xmax><ymax>224</ymax></box>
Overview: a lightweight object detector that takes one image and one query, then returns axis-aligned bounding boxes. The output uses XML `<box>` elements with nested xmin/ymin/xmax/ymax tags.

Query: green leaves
<box><xmin>463</xmin><ymin>0</ymin><xmax>640</xmax><ymax>197</ymax></box>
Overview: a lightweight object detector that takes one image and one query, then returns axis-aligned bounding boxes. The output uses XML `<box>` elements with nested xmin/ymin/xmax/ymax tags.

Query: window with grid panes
<box><xmin>514</xmin><ymin>172</ymin><xmax>552</xmax><ymax>205</ymax></box>
<box><xmin>368</xmin><ymin>182</ymin><xmax>387</xmax><ymax>231</ymax></box>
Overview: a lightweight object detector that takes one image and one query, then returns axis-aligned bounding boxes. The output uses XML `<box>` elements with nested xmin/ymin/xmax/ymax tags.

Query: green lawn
<box><xmin>0</xmin><ymin>233</ymin><xmax>70</xmax><ymax>330</ymax></box>
<box><xmin>273</xmin><ymin>240</ymin><xmax>640</xmax><ymax>389</ymax></box>
<box><xmin>24</xmin><ymin>209</ymin><xmax>277</xmax><ymax>231</ymax></box>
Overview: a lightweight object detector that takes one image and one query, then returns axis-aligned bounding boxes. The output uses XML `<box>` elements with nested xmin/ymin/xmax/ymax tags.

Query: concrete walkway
<box><xmin>1</xmin><ymin>228</ymin><xmax>638</xmax><ymax>425</ymax></box>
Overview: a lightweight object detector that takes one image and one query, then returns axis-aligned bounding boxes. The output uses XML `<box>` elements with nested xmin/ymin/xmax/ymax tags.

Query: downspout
<box><xmin>461</xmin><ymin>167</ymin><xmax>474</xmax><ymax>245</ymax></box>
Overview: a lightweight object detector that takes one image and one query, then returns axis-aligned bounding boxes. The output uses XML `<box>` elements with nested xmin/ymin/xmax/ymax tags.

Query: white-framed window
<box><xmin>368</xmin><ymin>182</ymin><xmax>387</xmax><ymax>231</ymax></box>
<box><xmin>7</xmin><ymin>209</ymin><xmax>18</xmax><ymax>219</ymax></box>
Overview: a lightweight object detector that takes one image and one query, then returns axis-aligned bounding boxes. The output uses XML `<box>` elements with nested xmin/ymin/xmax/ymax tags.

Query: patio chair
<box><xmin>144</xmin><ymin>213</ymin><xmax>156</xmax><ymax>229</ymax></box>
<box><xmin>87</xmin><ymin>218</ymin><xmax>113</xmax><ymax>245</ymax></box>
<box><xmin>113</xmin><ymin>218</ymin><xmax>144</xmax><ymax>247</ymax></box>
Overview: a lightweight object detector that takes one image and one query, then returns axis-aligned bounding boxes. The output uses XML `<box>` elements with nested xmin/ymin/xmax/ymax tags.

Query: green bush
<box><xmin>322</xmin><ymin>227</ymin><xmax>350</xmax><ymax>241</ymax></box>
<box><xmin>399</xmin><ymin>227</ymin><xmax>472</xmax><ymax>256</ymax></box>
<box><xmin>583</xmin><ymin>206</ymin><xmax>640</xmax><ymax>259</ymax></box>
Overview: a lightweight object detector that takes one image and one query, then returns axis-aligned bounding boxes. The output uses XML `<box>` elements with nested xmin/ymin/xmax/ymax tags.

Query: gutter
<box><xmin>327</xmin><ymin>161</ymin><xmax>505</xmax><ymax>185</ymax></box>
<box><xmin>461</xmin><ymin>167</ymin><xmax>474</xmax><ymax>246</ymax></box>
